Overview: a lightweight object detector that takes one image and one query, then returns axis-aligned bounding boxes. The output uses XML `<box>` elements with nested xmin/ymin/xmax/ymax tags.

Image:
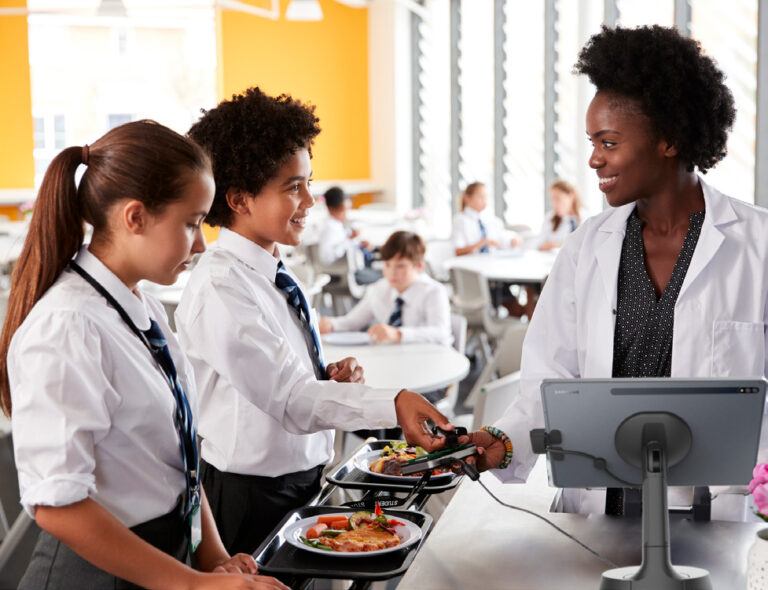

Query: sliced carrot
<box><xmin>329</xmin><ymin>518</ymin><xmax>349</xmax><ymax>530</ymax></box>
<box><xmin>317</xmin><ymin>515</ymin><xmax>346</xmax><ymax>525</ymax></box>
<box><xmin>306</xmin><ymin>523</ymin><xmax>328</xmax><ymax>539</ymax></box>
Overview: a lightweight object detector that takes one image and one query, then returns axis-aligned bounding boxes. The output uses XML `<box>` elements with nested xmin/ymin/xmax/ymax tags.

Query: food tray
<box><xmin>325</xmin><ymin>439</ymin><xmax>463</xmax><ymax>494</ymax></box>
<box><xmin>253</xmin><ymin>505</ymin><xmax>432</xmax><ymax>581</ymax></box>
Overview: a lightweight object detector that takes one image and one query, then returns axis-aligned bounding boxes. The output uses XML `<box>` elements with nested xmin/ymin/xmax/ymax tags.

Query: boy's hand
<box><xmin>395</xmin><ymin>390</ymin><xmax>453</xmax><ymax>452</ymax></box>
<box><xmin>318</xmin><ymin>317</ymin><xmax>333</xmax><ymax>334</ymax></box>
<box><xmin>326</xmin><ymin>357</ymin><xmax>365</xmax><ymax>383</ymax></box>
<box><xmin>368</xmin><ymin>323</ymin><xmax>401</xmax><ymax>344</ymax></box>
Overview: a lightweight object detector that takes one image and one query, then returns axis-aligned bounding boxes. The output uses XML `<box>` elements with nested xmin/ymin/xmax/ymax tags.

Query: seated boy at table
<box><xmin>319</xmin><ymin>231</ymin><xmax>452</xmax><ymax>347</ymax></box>
<box><xmin>317</xmin><ymin>186</ymin><xmax>381</xmax><ymax>285</ymax></box>
<box><xmin>177</xmin><ymin>87</ymin><xmax>451</xmax><ymax>556</ymax></box>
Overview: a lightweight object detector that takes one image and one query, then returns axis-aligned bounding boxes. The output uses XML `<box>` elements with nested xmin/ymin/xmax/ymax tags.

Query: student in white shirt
<box><xmin>317</xmin><ymin>186</ymin><xmax>380</xmax><ymax>284</ymax></box>
<box><xmin>1</xmin><ymin>121</ymin><xmax>286</xmax><ymax>590</ymax></box>
<box><xmin>532</xmin><ymin>179</ymin><xmax>582</xmax><ymax>252</ymax></box>
<box><xmin>180</xmin><ymin>87</ymin><xmax>452</xmax><ymax>555</ymax></box>
<box><xmin>451</xmin><ymin>181</ymin><xmax>520</xmax><ymax>256</ymax></box>
<box><xmin>463</xmin><ymin>25</ymin><xmax>764</xmax><ymax>522</ymax></box>
<box><xmin>319</xmin><ymin>230</ymin><xmax>452</xmax><ymax>347</ymax></box>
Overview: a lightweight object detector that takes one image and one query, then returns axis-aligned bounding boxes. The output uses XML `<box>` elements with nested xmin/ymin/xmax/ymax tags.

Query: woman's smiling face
<box><xmin>586</xmin><ymin>91</ymin><xmax>674</xmax><ymax>207</ymax></box>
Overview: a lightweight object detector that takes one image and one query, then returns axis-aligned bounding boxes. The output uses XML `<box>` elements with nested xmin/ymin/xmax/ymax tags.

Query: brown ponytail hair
<box><xmin>550</xmin><ymin>179</ymin><xmax>582</xmax><ymax>232</ymax></box>
<box><xmin>459</xmin><ymin>181</ymin><xmax>485</xmax><ymax>211</ymax></box>
<box><xmin>0</xmin><ymin>120</ymin><xmax>210</xmax><ymax>416</ymax></box>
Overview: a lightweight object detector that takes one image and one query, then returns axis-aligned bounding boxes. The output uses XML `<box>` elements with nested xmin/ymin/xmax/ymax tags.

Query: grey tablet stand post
<box><xmin>600</xmin><ymin>412</ymin><xmax>711</xmax><ymax>590</ymax></box>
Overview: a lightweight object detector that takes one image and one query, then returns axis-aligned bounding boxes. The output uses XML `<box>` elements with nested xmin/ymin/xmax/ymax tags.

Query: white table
<box><xmin>443</xmin><ymin>249</ymin><xmax>558</xmax><ymax>284</ymax></box>
<box><xmin>322</xmin><ymin>342</ymin><xmax>470</xmax><ymax>393</ymax></box>
<box><xmin>399</xmin><ymin>458</ymin><xmax>758</xmax><ymax>589</ymax></box>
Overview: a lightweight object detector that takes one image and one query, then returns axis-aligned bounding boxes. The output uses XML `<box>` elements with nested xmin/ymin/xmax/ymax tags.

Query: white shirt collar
<box><xmin>216</xmin><ymin>227</ymin><xmax>281</xmax><ymax>282</ymax></box>
<box><xmin>462</xmin><ymin>208</ymin><xmax>481</xmax><ymax>220</ymax></box>
<box><xmin>74</xmin><ymin>246</ymin><xmax>152</xmax><ymax>331</ymax></box>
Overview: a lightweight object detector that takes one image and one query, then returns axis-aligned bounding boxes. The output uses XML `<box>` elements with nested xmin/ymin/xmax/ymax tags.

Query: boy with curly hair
<box><xmin>465</xmin><ymin>25</ymin><xmax>768</xmax><ymax>522</ymax></box>
<box><xmin>176</xmin><ymin>88</ymin><xmax>451</xmax><ymax>554</ymax></box>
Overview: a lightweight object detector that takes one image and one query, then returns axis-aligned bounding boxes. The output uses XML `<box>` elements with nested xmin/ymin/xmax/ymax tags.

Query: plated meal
<box><xmin>284</xmin><ymin>503</ymin><xmax>423</xmax><ymax>557</ymax></box>
<box><xmin>353</xmin><ymin>441</ymin><xmax>453</xmax><ymax>480</ymax></box>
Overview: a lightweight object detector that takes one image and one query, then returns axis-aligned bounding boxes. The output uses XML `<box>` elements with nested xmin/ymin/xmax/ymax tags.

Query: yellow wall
<box><xmin>217</xmin><ymin>0</ymin><xmax>370</xmax><ymax>181</ymax></box>
<box><xmin>0</xmin><ymin>0</ymin><xmax>34</xmax><ymax>191</ymax></box>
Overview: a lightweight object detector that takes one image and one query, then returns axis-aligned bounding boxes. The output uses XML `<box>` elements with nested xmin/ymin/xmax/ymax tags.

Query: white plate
<box><xmin>284</xmin><ymin>512</ymin><xmax>422</xmax><ymax>557</ymax></box>
<box><xmin>352</xmin><ymin>450</ymin><xmax>453</xmax><ymax>483</ymax></box>
<box><xmin>322</xmin><ymin>331</ymin><xmax>372</xmax><ymax>346</ymax></box>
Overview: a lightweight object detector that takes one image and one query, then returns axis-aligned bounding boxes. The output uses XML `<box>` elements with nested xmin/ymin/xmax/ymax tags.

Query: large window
<box><xmin>410</xmin><ymin>0</ymin><xmax>765</xmax><ymax>236</ymax></box>
<box><xmin>28</xmin><ymin>0</ymin><xmax>217</xmax><ymax>188</ymax></box>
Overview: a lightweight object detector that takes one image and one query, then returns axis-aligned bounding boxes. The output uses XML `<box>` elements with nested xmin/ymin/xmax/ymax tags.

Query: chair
<box><xmin>471</xmin><ymin>371</ymin><xmax>521</xmax><ymax>430</ymax></box>
<box><xmin>305</xmin><ymin>244</ymin><xmax>366</xmax><ymax>315</ymax></box>
<box><xmin>0</xmin><ymin>432</ymin><xmax>40</xmax><ymax>589</ymax></box>
<box><xmin>449</xmin><ymin>267</ymin><xmax>523</xmax><ymax>364</ymax></box>
<box><xmin>464</xmin><ymin>321</ymin><xmax>528</xmax><ymax>408</ymax></box>
<box><xmin>436</xmin><ymin>314</ymin><xmax>468</xmax><ymax>420</ymax></box>
<box><xmin>424</xmin><ymin>239</ymin><xmax>455</xmax><ymax>283</ymax></box>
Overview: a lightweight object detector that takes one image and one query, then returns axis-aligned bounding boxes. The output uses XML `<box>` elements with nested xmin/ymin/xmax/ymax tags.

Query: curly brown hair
<box><xmin>188</xmin><ymin>87</ymin><xmax>321</xmax><ymax>227</ymax></box>
<box><xmin>574</xmin><ymin>25</ymin><xmax>735</xmax><ymax>173</ymax></box>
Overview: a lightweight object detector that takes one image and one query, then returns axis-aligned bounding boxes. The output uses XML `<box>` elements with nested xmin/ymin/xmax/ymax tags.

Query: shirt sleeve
<box><xmin>183</xmin><ymin>278</ymin><xmax>398</xmax><ymax>434</ymax></box>
<box><xmin>399</xmin><ymin>284</ymin><xmax>452</xmax><ymax>346</ymax></box>
<box><xmin>9</xmin><ymin>312</ymin><xmax>115</xmax><ymax>517</ymax></box>
<box><xmin>329</xmin><ymin>288</ymin><xmax>377</xmax><ymax>332</ymax></box>
<box><xmin>452</xmin><ymin>217</ymin><xmax>469</xmax><ymax>249</ymax></box>
<box><xmin>490</xmin><ymin>237</ymin><xmax>581</xmax><ymax>483</ymax></box>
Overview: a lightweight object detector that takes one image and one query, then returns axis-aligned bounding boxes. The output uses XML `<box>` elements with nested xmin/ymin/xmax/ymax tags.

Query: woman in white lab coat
<box><xmin>464</xmin><ymin>25</ymin><xmax>766</xmax><ymax>521</ymax></box>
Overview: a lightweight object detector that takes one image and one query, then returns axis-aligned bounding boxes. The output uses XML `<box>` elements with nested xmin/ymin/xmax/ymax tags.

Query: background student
<box><xmin>0</xmin><ymin>121</ymin><xmax>286</xmax><ymax>589</ymax></box>
<box><xmin>464</xmin><ymin>25</ymin><xmax>767</xmax><ymax>522</ymax></box>
<box><xmin>317</xmin><ymin>185</ymin><xmax>381</xmax><ymax>285</ymax></box>
<box><xmin>533</xmin><ymin>179</ymin><xmax>582</xmax><ymax>251</ymax></box>
<box><xmin>319</xmin><ymin>230</ymin><xmax>452</xmax><ymax>347</ymax></box>
<box><xmin>451</xmin><ymin>181</ymin><xmax>520</xmax><ymax>256</ymax></box>
<box><xmin>179</xmin><ymin>87</ymin><xmax>452</xmax><ymax>555</ymax></box>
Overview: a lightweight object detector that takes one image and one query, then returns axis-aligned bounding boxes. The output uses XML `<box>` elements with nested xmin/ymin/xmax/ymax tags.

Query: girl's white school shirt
<box><xmin>10</xmin><ymin>247</ymin><xmax>192</xmax><ymax>527</ymax></box>
<box><xmin>329</xmin><ymin>274</ymin><xmax>453</xmax><ymax>346</ymax></box>
<box><xmin>451</xmin><ymin>208</ymin><xmax>515</xmax><ymax>251</ymax></box>
<box><xmin>528</xmin><ymin>213</ymin><xmax>580</xmax><ymax>249</ymax></box>
<box><xmin>174</xmin><ymin>228</ymin><xmax>399</xmax><ymax>478</ymax></box>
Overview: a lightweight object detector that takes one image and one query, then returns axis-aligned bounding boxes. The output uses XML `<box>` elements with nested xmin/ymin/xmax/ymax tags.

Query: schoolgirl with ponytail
<box><xmin>1</xmin><ymin>120</ymin><xmax>287</xmax><ymax>590</ymax></box>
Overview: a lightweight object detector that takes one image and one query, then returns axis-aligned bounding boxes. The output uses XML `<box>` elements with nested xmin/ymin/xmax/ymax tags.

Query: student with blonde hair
<box><xmin>535</xmin><ymin>179</ymin><xmax>583</xmax><ymax>251</ymax></box>
<box><xmin>451</xmin><ymin>181</ymin><xmax>520</xmax><ymax>256</ymax></box>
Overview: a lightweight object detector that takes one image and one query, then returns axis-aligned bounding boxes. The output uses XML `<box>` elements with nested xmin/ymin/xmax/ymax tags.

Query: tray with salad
<box><xmin>326</xmin><ymin>439</ymin><xmax>464</xmax><ymax>493</ymax></box>
<box><xmin>253</xmin><ymin>504</ymin><xmax>432</xmax><ymax>580</ymax></box>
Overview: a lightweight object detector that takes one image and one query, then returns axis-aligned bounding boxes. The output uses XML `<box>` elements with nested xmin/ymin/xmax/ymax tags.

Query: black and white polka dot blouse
<box><xmin>612</xmin><ymin>208</ymin><xmax>705</xmax><ymax>378</ymax></box>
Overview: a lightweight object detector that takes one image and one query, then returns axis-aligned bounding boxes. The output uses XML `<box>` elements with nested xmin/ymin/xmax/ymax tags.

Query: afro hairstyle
<box><xmin>574</xmin><ymin>25</ymin><xmax>735</xmax><ymax>173</ymax></box>
<box><xmin>188</xmin><ymin>87</ymin><xmax>321</xmax><ymax>227</ymax></box>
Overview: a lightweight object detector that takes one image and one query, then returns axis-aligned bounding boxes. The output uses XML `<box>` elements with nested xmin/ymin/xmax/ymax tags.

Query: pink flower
<box><xmin>750</xmin><ymin>463</ymin><xmax>768</xmax><ymax>493</ymax></box>
<box><xmin>754</xmin><ymin>483</ymin><xmax>768</xmax><ymax>516</ymax></box>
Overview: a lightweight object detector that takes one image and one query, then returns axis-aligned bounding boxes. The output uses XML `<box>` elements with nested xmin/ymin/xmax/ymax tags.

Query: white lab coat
<box><xmin>493</xmin><ymin>178</ymin><xmax>768</xmax><ymax>520</ymax></box>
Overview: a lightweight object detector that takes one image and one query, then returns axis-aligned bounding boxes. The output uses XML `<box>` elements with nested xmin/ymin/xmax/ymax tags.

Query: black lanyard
<box><xmin>69</xmin><ymin>262</ymin><xmax>199</xmax><ymax>503</ymax></box>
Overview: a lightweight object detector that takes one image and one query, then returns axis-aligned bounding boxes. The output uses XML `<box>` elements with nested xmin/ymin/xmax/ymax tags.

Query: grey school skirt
<box><xmin>18</xmin><ymin>502</ymin><xmax>188</xmax><ymax>590</ymax></box>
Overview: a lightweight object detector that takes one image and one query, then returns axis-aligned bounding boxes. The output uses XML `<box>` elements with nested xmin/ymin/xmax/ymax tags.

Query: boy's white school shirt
<box><xmin>328</xmin><ymin>274</ymin><xmax>453</xmax><ymax>347</ymax></box>
<box><xmin>317</xmin><ymin>216</ymin><xmax>355</xmax><ymax>266</ymax></box>
<box><xmin>10</xmin><ymin>247</ymin><xmax>192</xmax><ymax>526</ymax></box>
<box><xmin>175</xmin><ymin>228</ymin><xmax>399</xmax><ymax>478</ymax></box>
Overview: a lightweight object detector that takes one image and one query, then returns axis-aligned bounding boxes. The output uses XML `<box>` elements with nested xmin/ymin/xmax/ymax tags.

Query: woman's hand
<box><xmin>326</xmin><ymin>357</ymin><xmax>365</xmax><ymax>383</ymax></box>
<box><xmin>367</xmin><ymin>323</ymin><xmax>401</xmax><ymax>344</ymax></box>
<box><xmin>460</xmin><ymin>430</ymin><xmax>509</xmax><ymax>472</ymax></box>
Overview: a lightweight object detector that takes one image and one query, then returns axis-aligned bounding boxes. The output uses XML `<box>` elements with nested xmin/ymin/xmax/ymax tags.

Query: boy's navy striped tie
<box><xmin>388</xmin><ymin>297</ymin><xmax>405</xmax><ymax>328</ymax></box>
<box><xmin>275</xmin><ymin>261</ymin><xmax>327</xmax><ymax>379</ymax></box>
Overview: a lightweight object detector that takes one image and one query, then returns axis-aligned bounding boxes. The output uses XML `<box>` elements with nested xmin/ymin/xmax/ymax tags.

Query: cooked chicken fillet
<box><xmin>318</xmin><ymin>526</ymin><xmax>400</xmax><ymax>552</ymax></box>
